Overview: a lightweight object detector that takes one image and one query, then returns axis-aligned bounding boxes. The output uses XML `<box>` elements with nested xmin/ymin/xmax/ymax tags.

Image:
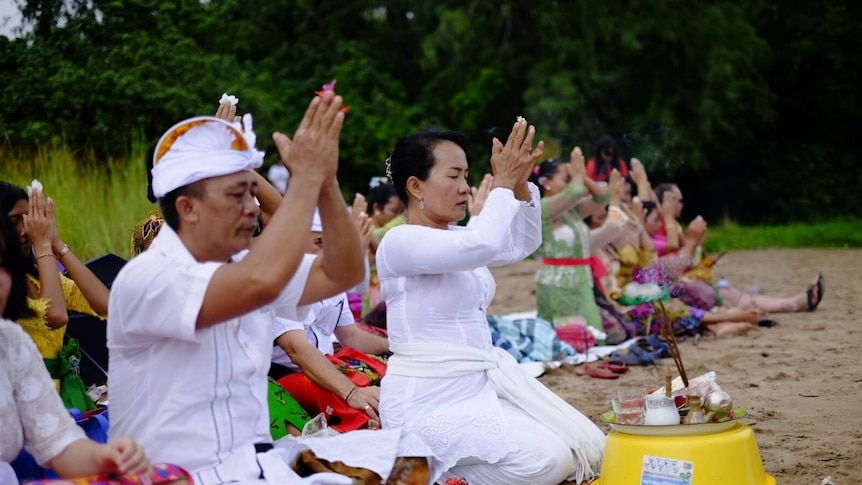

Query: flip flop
<box><xmin>806</xmin><ymin>273</ymin><xmax>825</xmax><ymax>312</ymax></box>
<box><xmin>597</xmin><ymin>358</ymin><xmax>629</xmax><ymax>374</ymax></box>
<box><xmin>611</xmin><ymin>345</ymin><xmax>662</xmax><ymax>366</ymax></box>
<box><xmin>758</xmin><ymin>317</ymin><xmax>779</xmax><ymax>328</ymax></box>
<box><xmin>575</xmin><ymin>363</ymin><xmax>620</xmax><ymax>379</ymax></box>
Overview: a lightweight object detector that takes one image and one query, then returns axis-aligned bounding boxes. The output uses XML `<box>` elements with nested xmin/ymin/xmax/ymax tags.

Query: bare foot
<box><xmin>707</xmin><ymin>321</ymin><xmax>755</xmax><ymax>338</ymax></box>
<box><xmin>705</xmin><ymin>306</ymin><xmax>760</xmax><ymax>325</ymax></box>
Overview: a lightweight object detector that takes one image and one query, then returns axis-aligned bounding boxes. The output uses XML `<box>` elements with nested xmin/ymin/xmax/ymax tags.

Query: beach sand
<box><xmin>488</xmin><ymin>249</ymin><xmax>861</xmax><ymax>485</ymax></box>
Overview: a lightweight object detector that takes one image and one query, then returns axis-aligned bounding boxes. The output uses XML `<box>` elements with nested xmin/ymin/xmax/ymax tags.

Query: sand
<box><xmin>487</xmin><ymin>249</ymin><xmax>861</xmax><ymax>485</ymax></box>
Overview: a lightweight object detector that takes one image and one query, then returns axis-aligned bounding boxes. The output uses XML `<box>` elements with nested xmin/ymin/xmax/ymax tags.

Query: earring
<box><xmin>419</xmin><ymin>199</ymin><xmax>425</xmax><ymax>210</ymax></box>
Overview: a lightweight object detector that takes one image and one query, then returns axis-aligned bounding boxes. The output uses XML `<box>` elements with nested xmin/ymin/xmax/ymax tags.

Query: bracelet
<box><xmin>344</xmin><ymin>386</ymin><xmax>359</xmax><ymax>404</ymax></box>
<box><xmin>493</xmin><ymin>184</ymin><xmax>514</xmax><ymax>192</ymax></box>
<box><xmin>56</xmin><ymin>243</ymin><xmax>71</xmax><ymax>259</ymax></box>
<box><xmin>35</xmin><ymin>252</ymin><xmax>55</xmax><ymax>262</ymax></box>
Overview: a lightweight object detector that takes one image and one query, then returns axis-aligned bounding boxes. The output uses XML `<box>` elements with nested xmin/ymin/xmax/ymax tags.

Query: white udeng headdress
<box><xmin>151</xmin><ymin>115</ymin><xmax>264</xmax><ymax>198</ymax></box>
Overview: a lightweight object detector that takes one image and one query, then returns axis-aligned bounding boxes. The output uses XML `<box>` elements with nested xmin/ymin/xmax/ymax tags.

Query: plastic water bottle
<box><xmin>717</xmin><ymin>275</ymin><xmax>730</xmax><ymax>289</ymax></box>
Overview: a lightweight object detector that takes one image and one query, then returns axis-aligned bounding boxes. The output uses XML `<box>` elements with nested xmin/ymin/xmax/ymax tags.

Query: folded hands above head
<box><xmin>490</xmin><ymin>118</ymin><xmax>544</xmax><ymax>201</ymax></box>
<box><xmin>275</xmin><ymin>91</ymin><xmax>345</xmax><ymax>187</ymax></box>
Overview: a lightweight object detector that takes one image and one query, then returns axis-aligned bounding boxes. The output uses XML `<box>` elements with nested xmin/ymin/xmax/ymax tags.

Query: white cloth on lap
<box><xmin>267</xmin><ymin>429</ymin><xmax>404</xmax><ymax>483</ymax></box>
<box><xmin>388</xmin><ymin>341</ymin><xmax>606</xmax><ymax>483</ymax></box>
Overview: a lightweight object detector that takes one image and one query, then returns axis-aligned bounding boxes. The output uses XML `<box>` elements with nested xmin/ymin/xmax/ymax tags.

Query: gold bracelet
<box><xmin>56</xmin><ymin>243</ymin><xmax>70</xmax><ymax>259</ymax></box>
<box><xmin>36</xmin><ymin>252</ymin><xmax>54</xmax><ymax>262</ymax></box>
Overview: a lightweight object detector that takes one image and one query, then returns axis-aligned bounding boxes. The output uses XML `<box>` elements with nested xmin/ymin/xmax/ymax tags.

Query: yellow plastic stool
<box><xmin>593</xmin><ymin>422</ymin><xmax>775</xmax><ymax>485</ymax></box>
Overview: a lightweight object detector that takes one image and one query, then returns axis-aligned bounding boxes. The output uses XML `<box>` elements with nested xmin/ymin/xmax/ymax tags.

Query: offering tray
<box><xmin>600</xmin><ymin>408</ymin><xmax>747</xmax><ymax>436</ymax></box>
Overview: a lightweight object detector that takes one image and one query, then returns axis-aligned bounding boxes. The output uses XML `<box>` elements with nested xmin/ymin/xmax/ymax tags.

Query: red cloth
<box><xmin>276</xmin><ymin>348</ymin><xmax>387</xmax><ymax>433</ymax></box>
<box><xmin>555</xmin><ymin>323</ymin><xmax>597</xmax><ymax>353</ymax></box>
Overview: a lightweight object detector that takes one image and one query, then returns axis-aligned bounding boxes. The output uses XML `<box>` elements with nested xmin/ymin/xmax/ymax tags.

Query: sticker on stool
<box><xmin>641</xmin><ymin>455</ymin><xmax>694</xmax><ymax>485</ymax></box>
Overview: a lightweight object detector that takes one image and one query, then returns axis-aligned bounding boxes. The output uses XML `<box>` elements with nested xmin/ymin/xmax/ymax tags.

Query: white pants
<box><xmin>441</xmin><ymin>402</ymin><xmax>575</xmax><ymax>485</ymax></box>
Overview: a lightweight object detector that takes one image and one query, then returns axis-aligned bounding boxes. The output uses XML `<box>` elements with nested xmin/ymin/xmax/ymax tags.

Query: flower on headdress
<box><xmin>219</xmin><ymin>93</ymin><xmax>239</xmax><ymax>106</ymax></box>
<box><xmin>369</xmin><ymin>176</ymin><xmax>389</xmax><ymax>188</ymax></box>
<box><xmin>315</xmin><ymin>80</ymin><xmax>351</xmax><ymax>113</ymax></box>
<box><xmin>533</xmin><ymin>166</ymin><xmax>540</xmax><ymax>175</ymax></box>
<box><xmin>27</xmin><ymin>179</ymin><xmax>43</xmax><ymax>194</ymax></box>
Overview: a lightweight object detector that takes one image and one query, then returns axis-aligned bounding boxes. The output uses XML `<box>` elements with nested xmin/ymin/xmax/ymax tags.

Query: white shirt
<box><xmin>107</xmin><ymin>225</ymin><xmax>314</xmax><ymax>484</ymax></box>
<box><xmin>271</xmin><ymin>292</ymin><xmax>355</xmax><ymax>371</ymax></box>
<box><xmin>267</xmin><ymin>164</ymin><xmax>290</xmax><ymax>195</ymax></box>
<box><xmin>0</xmin><ymin>319</ymin><xmax>85</xmax><ymax>467</ymax></box>
<box><xmin>376</xmin><ymin>185</ymin><xmax>542</xmax><ymax>480</ymax></box>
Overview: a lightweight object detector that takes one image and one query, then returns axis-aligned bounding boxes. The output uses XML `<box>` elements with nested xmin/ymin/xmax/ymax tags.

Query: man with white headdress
<box><xmin>106</xmin><ymin>92</ymin><xmax>410</xmax><ymax>484</ymax></box>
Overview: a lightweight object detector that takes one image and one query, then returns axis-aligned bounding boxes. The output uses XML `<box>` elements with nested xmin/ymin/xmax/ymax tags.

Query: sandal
<box><xmin>575</xmin><ymin>363</ymin><xmax>620</xmax><ymax>379</ymax></box>
<box><xmin>806</xmin><ymin>273</ymin><xmax>825</xmax><ymax>312</ymax></box>
<box><xmin>611</xmin><ymin>345</ymin><xmax>661</xmax><ymax>366</ymax></box>
<box><xmin>758</xmin><ymin>317</ymin><xmax>779</xmax><ymax>328</ymax></box>
<box><xmin>597</xmin><ymin>358</ymin><xmax>629</xmax><ymax>374</ymax></box>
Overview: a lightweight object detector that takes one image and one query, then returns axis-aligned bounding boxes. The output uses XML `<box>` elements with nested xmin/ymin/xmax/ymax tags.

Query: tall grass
<box><xmin>703</xmin><ymin>218</ymin><xmax>862</xmax><ymax>251</ymax></box>
<box><xmin>2</xmin><ymin>143</ymin><xmax>154</xmax><ymax>261</ymax></box>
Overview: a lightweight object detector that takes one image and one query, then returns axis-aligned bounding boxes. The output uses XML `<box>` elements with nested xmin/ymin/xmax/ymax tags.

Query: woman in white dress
<box><xmin>0</xmin><ymin>216</ymin><xmax>152</xmax><ymax>482</ymax></box>
<box><xmin>376</xmin><ymin>120</ymin><xmax>606</xmax><ymax>485</ymax></box>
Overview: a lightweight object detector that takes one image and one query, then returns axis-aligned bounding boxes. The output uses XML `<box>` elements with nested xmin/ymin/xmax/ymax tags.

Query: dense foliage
<box><xmin>1</xmin><ymin>0</ymin><xmax>860</xmax><ymax>224</ymax></box>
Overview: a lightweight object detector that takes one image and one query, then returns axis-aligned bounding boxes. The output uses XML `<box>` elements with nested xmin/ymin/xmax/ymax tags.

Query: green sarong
<box><xmin>44</xmin><ymin>337</ymin><xmax>96</xmax><ymax>412</ymax></box>
<box><xmin>268</xmin><ymin>378</ymin><xmax>312</xmax><ymax>440</ymax></box>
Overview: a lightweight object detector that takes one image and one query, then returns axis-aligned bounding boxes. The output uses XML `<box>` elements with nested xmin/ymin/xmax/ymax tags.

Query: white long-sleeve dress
<box><xmin>376</xmin><ymin>184</ymin><xmax>605</xmax><ymax>485</ymax></box>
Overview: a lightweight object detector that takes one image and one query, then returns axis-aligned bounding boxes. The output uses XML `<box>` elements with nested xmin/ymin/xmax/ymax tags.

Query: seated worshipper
<box><xmin>585</xmin><ymin>135</ymin><xmax>630</xmax><ymax>183</ymax></box>
<box><xmin>591</xmin><ymin>202</ymin><xmax>759</xmax><ymax>339</ymax></box>
<box><xmin>361</xmin><ymin>180</ymin><xmax>405</xmax><ymax>316</ymax></box>
<box><xmin>530</xmin><ymin>147</ymin><xmax>625</xmax><ymax>334</ymax></box>
<box><xmin>0</xmin><ymin>216</ymin><xmax>157</xmax><ymax>484</ymax></box>
<box><xmin>645</xmin><ymin>186</ymin><xmax>825</xmax><ymax>316</ymax></box>
<box><xmin>0</xmin><ymin>181</ymin><xmax>110</xmax><ymax>411</ymax></box>
<box><xmin>377</xmin><ymin>121</ymin><xmax>605</xmax><ymax>485</ymax></box>
<box><xmin>108</xmin><ymin>93</ymin><xmax>418</xmax><ymax>484</ymax></box>
<box><xmin>272</xmin><ymin>209</ymin><xmax>390</xmax><ymax>433</ymax></box>
<box><xmin>344</xmin><ymin>193</ymin><xmax>375</xmax><ymax>322</ymax></box>
<box><xmin>130</xmin><ymin>95</ymin><xmax>285</xmax><ymax>259</ymax></box>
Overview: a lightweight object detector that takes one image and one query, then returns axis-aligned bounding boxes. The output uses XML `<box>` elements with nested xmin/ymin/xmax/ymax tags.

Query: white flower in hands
<box><xmin>219</xmin><ymin>93</ymin><xmax>239</xmax><ymax>106</ymax></box>
<box><xmin>27</xmin><ymin>179</ymin><xmax>43</xmax><ymax>194</ymax></box>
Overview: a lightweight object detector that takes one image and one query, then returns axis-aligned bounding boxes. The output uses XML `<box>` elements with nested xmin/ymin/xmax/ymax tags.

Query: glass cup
<box><xmin>612</xmin><ymin>396</ymin><xmax>645</xmax><ymax>425</ymax></box>
<box><xmin>617</xmin><ymin>387</ymin><xmax>647</xmax><ymax>407</ymax></box>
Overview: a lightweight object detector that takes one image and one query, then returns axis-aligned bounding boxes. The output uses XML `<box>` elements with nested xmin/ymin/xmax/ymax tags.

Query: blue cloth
<box><xmin>487</xmin><ymin>315</ymin><xmax>576</xmax><ymax>362</ymax></box>
<box><xmin>489</xmin><ymin>327</ymin><xmax>523</xmax><ymax>361</ymax></box>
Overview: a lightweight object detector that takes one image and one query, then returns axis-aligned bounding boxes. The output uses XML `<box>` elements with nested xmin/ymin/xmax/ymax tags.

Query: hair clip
<box><xmin>384</xmin><ymin>153</ymin><xmax>393</xmax><ymax>179</ymax></box>
<box><xmin>533</xmin><ymin>166</ymin><xmax>540</xmax><ymax>176</ymax></box>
